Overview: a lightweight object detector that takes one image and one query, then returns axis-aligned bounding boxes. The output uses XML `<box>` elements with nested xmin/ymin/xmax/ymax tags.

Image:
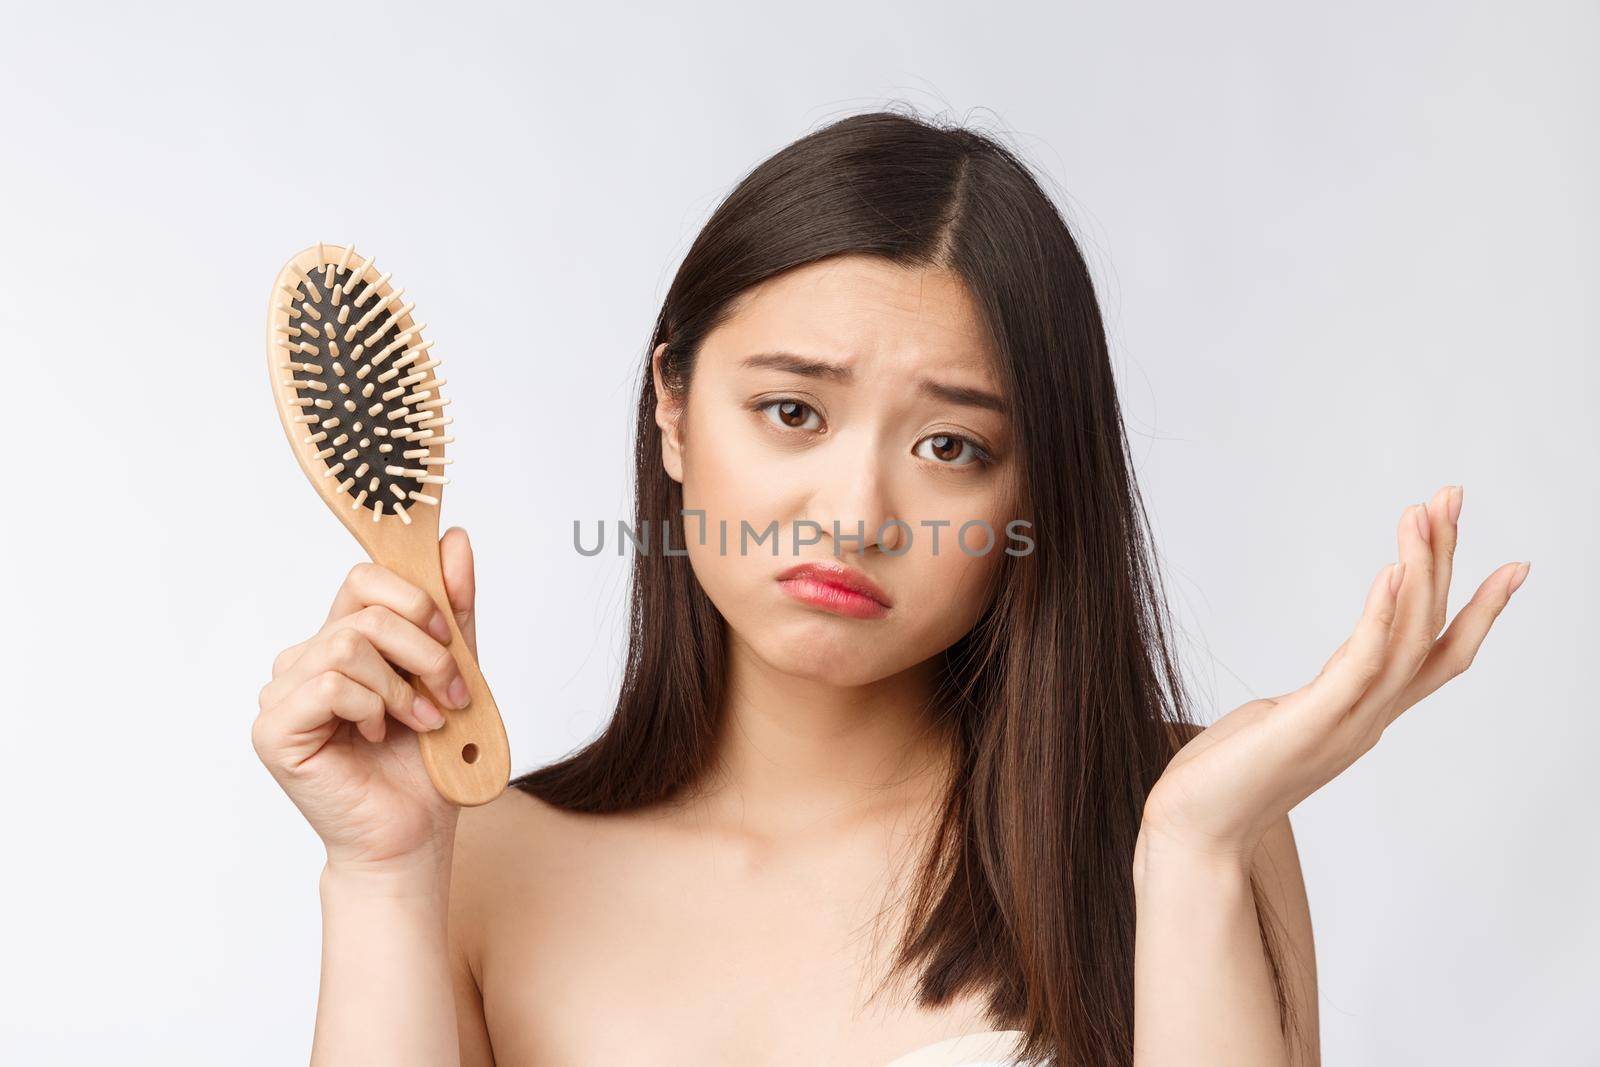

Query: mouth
<box><xmin>774</xmin><ymin>560</ymin><xmax>893</xmax><ymax>620</ymax></box>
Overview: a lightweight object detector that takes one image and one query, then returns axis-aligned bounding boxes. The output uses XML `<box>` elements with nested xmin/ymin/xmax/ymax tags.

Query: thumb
<box><xmin>439</xmin><ymin>526</ymin><xmax>477</xmax><ymax>658</ymax></box>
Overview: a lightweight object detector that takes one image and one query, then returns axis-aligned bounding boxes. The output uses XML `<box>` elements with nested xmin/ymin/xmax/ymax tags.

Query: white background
<box><xmin>0</xmin><ymin>2</ymin><xmax>1592</xmax><ymax>1062</ymax></box>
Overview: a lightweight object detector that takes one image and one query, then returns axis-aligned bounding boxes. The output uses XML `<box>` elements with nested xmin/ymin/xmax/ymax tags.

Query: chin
<box><xmin>743</xmin><ymin>613</ymin><xmax>901</xmax><ymax>685</ymax></box>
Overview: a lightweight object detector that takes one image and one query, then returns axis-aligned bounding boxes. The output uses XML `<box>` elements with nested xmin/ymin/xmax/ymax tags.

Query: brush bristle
<box><xmin>278</xmin><ymin>245</ymin><xmax>452</xmax><ymax>517</ymax></box>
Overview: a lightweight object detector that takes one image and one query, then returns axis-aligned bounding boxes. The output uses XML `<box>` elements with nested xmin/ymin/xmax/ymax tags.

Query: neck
<box><xmin>694</xmin><ymin>626</ymin><xmax>957</xmax><ymax>840</ymax></box>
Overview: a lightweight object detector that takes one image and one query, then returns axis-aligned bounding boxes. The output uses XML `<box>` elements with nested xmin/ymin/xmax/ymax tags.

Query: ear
<box><xmin>651</xmin><ymin>341</ymin><xmax>685</xmax><ymax>484</ymax></box>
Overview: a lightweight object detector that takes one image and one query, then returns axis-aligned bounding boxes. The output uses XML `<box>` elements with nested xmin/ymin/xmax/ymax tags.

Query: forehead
<box><xmin>706</xmin><ymin>254</ymin><xmax>996</xmax><ymax>381</ymax></box>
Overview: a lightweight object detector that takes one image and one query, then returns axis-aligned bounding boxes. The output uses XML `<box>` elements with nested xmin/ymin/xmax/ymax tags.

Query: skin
<box><xmin>252</xmin><ymin>254</ymin><xmax>1530</xmax><ymax>1066</ymax></box>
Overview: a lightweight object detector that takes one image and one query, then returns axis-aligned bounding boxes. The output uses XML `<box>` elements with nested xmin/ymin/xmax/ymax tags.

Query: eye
<box><xmin>914</xmin><ymin>432</ymin><xmax>993</xmax><ymax>469</ymax></box>
<box><xmin>758</xmin><ymin>398</ymin><xmax>823</xmax><ymax>432</ymax></box>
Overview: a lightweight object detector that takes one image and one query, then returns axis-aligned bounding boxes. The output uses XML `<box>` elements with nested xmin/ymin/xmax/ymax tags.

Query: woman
<box><xmin>253</xmin><ymin>109</ymin><xmax>1529</xmax><ymax>1066</ymax></box>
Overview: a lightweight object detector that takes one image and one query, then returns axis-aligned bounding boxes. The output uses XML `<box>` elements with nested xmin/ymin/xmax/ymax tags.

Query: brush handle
<box><xmin>376</xmin><ymin>540</ymin><xmax>510</xmax><ymax>808</ymax></box>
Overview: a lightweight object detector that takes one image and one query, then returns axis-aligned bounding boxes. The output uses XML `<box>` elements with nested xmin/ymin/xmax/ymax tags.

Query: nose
<box><xmin>806</xmin><ymin>441</ymin><xmax>899</xmax><ymax>557</ymax></box>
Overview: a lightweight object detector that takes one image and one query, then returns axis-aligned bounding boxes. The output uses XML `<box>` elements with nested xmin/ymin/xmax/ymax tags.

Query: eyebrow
<box><xmin>740</xmin><ymin>351</ymin><xmax>1008</xmax><ymax>415</ymax></box>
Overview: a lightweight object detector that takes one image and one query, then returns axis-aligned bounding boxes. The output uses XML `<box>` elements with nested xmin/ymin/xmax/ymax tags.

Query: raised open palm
<box><xmin>1142</xmin><ymin>484</ymin><xmax>1529</xmax><ymax>863</ymax></box>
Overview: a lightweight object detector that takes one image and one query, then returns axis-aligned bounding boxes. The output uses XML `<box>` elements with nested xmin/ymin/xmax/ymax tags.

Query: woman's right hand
<box><xmin>253</xmin><ymin>527</ymin><xmax>480</xmax><ymax>876</ymax></box>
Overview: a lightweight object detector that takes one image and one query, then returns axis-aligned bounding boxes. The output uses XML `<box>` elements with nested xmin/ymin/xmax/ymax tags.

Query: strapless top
<box><xmin>880</xmin><ymin>1029</ymin><xmax>1037</xmax><ymax>1067</ymax></box>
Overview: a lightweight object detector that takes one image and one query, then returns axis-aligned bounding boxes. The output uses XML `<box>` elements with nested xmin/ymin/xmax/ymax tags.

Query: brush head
<box><xmin>270</xmin><ymin>243</ymin><xmax>454</xmax><ymax>527</ymax></box>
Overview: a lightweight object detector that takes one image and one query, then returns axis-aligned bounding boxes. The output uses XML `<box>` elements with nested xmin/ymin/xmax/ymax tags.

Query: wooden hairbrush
<box><xmin>266</xmin><ymin>242</ymin><xmax>509</xmax><ymax>807</ymax></box>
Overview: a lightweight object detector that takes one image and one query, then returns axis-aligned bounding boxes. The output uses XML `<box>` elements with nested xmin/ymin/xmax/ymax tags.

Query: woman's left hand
<box><xmin>1139</xmin><ymin>483</ymin><xmax>1530</xmax><ymax>868</ymax></box>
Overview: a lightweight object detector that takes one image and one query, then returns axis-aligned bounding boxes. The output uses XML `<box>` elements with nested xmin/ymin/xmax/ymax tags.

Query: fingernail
<box><xmin>1508</xmin><ymin>561</ymin><xmax>1531</xmax><ymax>597</ymax></box>
<box><xmin>1414</xmin><ymin>503</ymin><xmax>1432</xmax><ymax>543</ymax></box>
<box><xmin>1448</xmin><ymin>485</ymin><xmax>1464</xmax><ymax>524</ymax></box>
<box><xmin>1389</xmin><ymin>561</ymin><xmax>1407</xmax><ymax>595</ymax></box>
<box><xmin>414</xmin><ymin>694</ymin><xmax>446</xmax><ymax>728</ymax></box>
<box><xmin>447</xmin><ymin>675</ymin><xmax>470</xmax><ymax>709</ymax></box>
<box><xmin>427</xmin><ymin>610</ymin><xmax>451</xmax><ymax>643</ymax></box>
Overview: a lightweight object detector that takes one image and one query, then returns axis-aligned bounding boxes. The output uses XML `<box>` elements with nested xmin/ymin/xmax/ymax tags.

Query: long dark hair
<box><xmin>511</xmin><ymin>106</ymin><xmax>1294</xmax><ymax>1065</ymax></box>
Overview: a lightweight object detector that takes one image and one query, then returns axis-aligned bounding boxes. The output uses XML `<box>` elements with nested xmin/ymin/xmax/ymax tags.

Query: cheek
<box><xmin>677</xmin><ymin>408</ymin><xmax>791</xmax><ymax>619</ymax></box>
<box><xmin>678</xmin><ymin>401</ymin><xmax>789</xmax><ymax>521</ymax></box>
<box><xmin>892</xmin><ymin>523</ymin><xmax>1006</xmax><ymax>649</ymax></box>
<box><xmin>682</xmin><ymin>442</ymin><xmax>767</xmax><ymax>524</ymax></box>
<box><xmin>878</xmin><ymin>479</ymin><xmax>1016</xmax><ymax>659</ymax></box>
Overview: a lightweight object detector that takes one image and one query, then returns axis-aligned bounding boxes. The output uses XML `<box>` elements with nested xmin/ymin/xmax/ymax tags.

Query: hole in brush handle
<box><xmin>403</xmin><ymin>656</ymin><xmax>508</xmax><ymax>806</ymax></box>
<box><xmin>408</xmin><ymin>595</ymin><xmax>482</xmax><ymax>768</ymax></box>
<box><xmin>407</xmin><ymin>670</ymin><xmax>481</xmax><ymax>764</ymax></box>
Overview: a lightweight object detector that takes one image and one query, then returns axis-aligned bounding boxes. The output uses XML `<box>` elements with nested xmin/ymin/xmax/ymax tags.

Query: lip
<box><xmin>775</xmin><ymin>559</ymin><xmax>893</xmax><ymax>619</ymax></box>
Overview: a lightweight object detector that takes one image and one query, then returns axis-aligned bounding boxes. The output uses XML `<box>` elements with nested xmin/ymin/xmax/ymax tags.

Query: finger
<box><xmin>1310</xmin><ymin>488</ymin><xmax>1455</xmax><ymax>694</ymax></box>
<box><xmin>1388</xmin><ymin>560</ymin><xmax>1529</xmax><ymax>723</ymax></box>
<box><xmin>272</xmin><ymin>638</ymin><xmax>310</xmax><ymax>679</ymax></box>
<box><xmin>325</xmin><ymin>562</ymin><xmax>452</xmax><ymax>645</ymax></box>
<box><xmin>1345</xmin><ymin>501</ymin><xmax>1439</xmax><ymax>726</ymax></box>
<box><xmin>322</xmin><ymin>605</ymin><xmax>467</xmax><ymax>709</ymax></box>
<box><xmin>440</xmin><ymin>527</ymin><xmax>477</xmax><ymax>655</ymax></box>
<box><xmin>1423</xmin><ymin>484</ymin><xmax>1462</xmax><ymax>639</ymax></box>
<box><xmin>260</xmin><ymin>628</ymin><xmax>446</xmax><ymax>732</ymax></box>
<box><xmin>272</xmin><ymin>670</ymin><xmax>389</xmax><ymax>744</ymax></box>
<box><xmin>1284</xmin><ymin>561</ymin><xmax>1403</xmax><ymax>724</ymax></box>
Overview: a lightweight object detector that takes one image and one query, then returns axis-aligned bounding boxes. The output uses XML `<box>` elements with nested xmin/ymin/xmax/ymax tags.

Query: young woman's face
<box><xmin>653</xmin><ymin>253</ymin><xmax>1020</xmax><ymax>687</ymax></box>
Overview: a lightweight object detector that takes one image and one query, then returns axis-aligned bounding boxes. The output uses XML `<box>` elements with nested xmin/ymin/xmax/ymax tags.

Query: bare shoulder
<box><xmin>448</xmin><ymin>788</ymin><xmax>566</xmax><ymax>1067</ymax></box>
<box><xmin>451</xmin><ymin>785</ymin><xmax>612</xmax><ymax>930</ymax></box>
<box><xmin>452</xmin><ymin>786</ymin><xmax>565</xmax><ymax>905</ymax></box>
<box><xmin>1166</xmin><ymin>718</ymin><xmax>1205</xmax><ymax>751</ymax></box>
<box><xmin>456</xmin><ymin>784</ymin><xmax>557</xmax><ymax>851</ymax></box>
